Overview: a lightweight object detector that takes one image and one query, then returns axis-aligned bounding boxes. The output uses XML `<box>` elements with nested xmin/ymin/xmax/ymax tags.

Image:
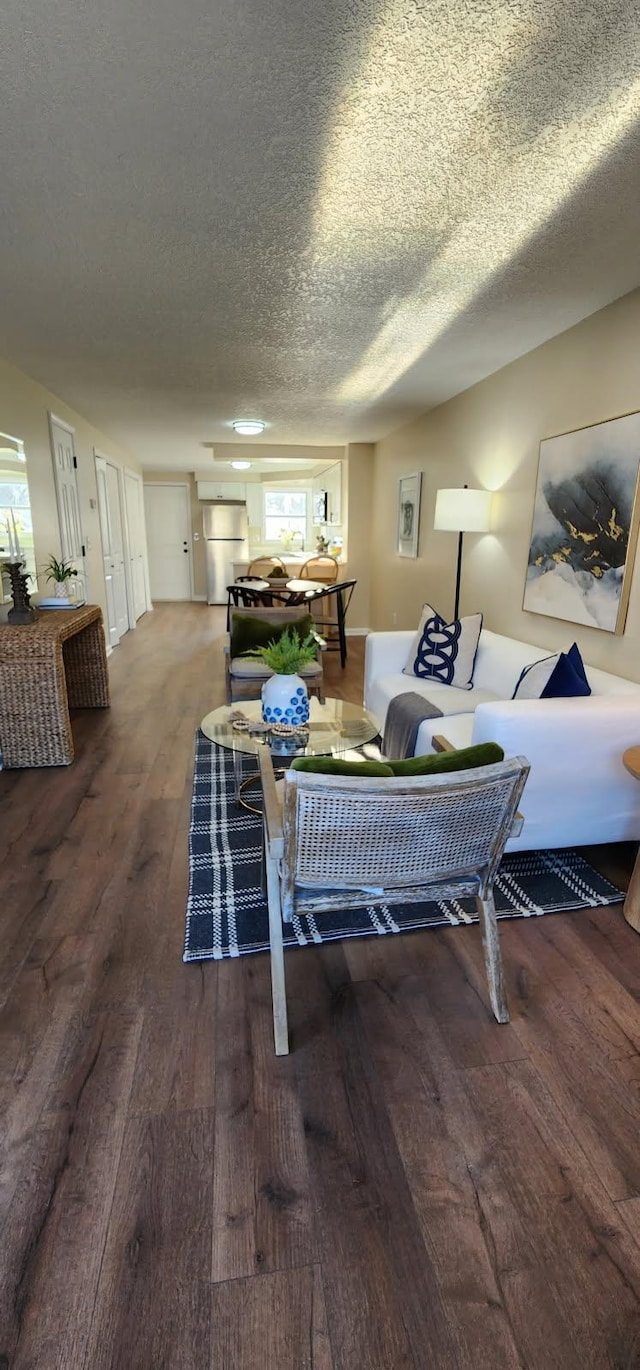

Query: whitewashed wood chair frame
<box><xmin>258</xmin><ymin>747</ymin><xmax>530</xmax><ymax>1055</ymax></box>
<box><xmin>225</xmin><ymin>606</ymin><xmax>325</xmax><ymax>705</ymax></box>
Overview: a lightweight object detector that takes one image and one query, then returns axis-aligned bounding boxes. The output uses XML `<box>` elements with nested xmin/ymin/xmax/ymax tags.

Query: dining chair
<box><xmin>226</xmin><ymin>579</ymin><xmax>273</xmax><ymax>628</ymax></box>
<box><xmin>295</xmin><ymin>579</ymin><xmax>356</xmax><ymax>668</ymax></box>
<box><xmin>299</xmin><ymin>555</ymin><xmax>339</xmax><ymax>583</ymax></box>
<box><xmin>259</xmin><ymin>747</ymin><xmax>530</xmax><ymax>1054</ymax></box>
<box><xmin>247</xmin><ymin>555</ymin><xmax>289</xmax><ymax>578</ymax></box>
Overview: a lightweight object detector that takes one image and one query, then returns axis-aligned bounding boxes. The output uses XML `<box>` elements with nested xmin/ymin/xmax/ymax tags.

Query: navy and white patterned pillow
<box><xmin>403</xmin><ymin>604</ymin><xmax>483</xmax><ymax>689</ymax></box>
<box><xmin>513</xmin><ymin>643</ymin><xmax>591</xmax><ymax>699</ymax></box>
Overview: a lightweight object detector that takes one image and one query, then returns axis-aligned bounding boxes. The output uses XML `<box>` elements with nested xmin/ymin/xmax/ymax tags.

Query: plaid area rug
<box><xmin>183</xmin><ymin>730</ymin><xmax>625</xmax><ymax>962</ymax></box>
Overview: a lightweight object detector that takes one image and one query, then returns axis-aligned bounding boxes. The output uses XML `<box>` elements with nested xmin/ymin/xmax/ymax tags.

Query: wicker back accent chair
<box><xmin>225</xmin><ymin>605</ymin><xmax>325</xmax><ymax>705</ymax></box>
<box><xmin>259</xmin><ymin>748</ymin><xmax>530</xmax><ymax>1054</ymax></box>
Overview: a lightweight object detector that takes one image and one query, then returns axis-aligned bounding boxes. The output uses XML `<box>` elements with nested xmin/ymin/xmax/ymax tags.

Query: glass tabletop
<box><xmin>200</xmin><ymin>697</ymin><xmax>380</xmax><ymax>758</ymax></box>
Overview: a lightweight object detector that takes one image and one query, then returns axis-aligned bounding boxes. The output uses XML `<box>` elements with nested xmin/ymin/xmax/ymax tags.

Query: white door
<box><xmin>143</xmin><ymin>483</ymin><xmax>192</xmax><ymax>600</ymax></box>
<box><xmin>105</xmin><ymin>463</ymin><xmax>129</xmax><ymax>637</ymax></box>
<box><xmin>124</xmin><ymin>471</ymin><xmax>149</xmax><ymax>619</ymax></box>
<box><xmin>95</xmin><ymin>456</ymin><xmax>120</xmax><ymax>649</ymax></box>
<box><xmin>49</xmin><ymin>415</ymin><xmax>87</xmax><ymax>599</ymax></box>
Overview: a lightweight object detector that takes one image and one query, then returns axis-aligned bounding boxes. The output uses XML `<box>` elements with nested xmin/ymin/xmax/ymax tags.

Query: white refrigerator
<box><xmin>202</xmin><ymin>502</ymin><xmax>249</xmax><ymax>604</ymax></box>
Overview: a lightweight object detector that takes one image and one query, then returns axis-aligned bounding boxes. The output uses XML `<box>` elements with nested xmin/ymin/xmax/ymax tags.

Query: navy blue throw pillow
<box><xmin>541</xmin><ymin>643</ymin><xmax>591</xmax><ymax>698</ymax></box>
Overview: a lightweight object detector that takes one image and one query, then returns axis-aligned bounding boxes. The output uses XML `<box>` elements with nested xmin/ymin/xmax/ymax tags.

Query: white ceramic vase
<box><xmin>261</xmin><ymin>673</ymin><xmax>310</xmax><ymax>724</ymax></box>
<box><xmin>54</xmin><ymin>581</ymin><xmax>69</xmax><ymax>599</ymax></box>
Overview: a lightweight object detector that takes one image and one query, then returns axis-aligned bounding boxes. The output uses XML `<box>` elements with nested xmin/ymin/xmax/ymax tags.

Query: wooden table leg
<box><xmin>623</xmin><ymin>846</ymin><xmax>640</xmax><ymax>933</ymax></box>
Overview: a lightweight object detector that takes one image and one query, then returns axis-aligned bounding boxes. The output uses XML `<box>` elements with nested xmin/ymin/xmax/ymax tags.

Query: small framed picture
<box><xmin>397</xmin><ymin>472</ymin><xmax>422</xmax><ymax>557</ymax></box>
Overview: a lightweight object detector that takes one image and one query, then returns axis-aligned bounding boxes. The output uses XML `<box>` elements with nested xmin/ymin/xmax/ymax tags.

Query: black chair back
<box><xmin>298</xmin><ymin>579</ymin><xmax>356</xmax><ymax>668</ymax></box>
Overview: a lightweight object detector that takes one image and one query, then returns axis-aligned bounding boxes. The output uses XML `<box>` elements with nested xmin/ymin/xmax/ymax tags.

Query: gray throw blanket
<box><xmin>383</xmin><ymin>691</ymin><xmax>443</xmax><ymax>760</ymax></box>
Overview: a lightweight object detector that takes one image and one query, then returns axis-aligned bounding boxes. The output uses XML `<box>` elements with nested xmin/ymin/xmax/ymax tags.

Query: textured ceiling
<box><xmin>1</xmin><ymin>0</ymin><xmax>640</xmax><ymax>469</ymax></box>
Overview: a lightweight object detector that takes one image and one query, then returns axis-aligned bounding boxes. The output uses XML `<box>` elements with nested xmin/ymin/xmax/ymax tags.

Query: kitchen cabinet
<box><xmin>196</xmin><ymin>480</ymin><xmax>246</xmax><ymax>501</ymax></box>
<box><xmin>313</xmin><ymin>462</ymin><xmax>342</xmax><ymax>525</ymax></box>
<box><xmin>244</xmin><ymin>484</ymin><xmax>263</xmax><ymax>528</ymax></box>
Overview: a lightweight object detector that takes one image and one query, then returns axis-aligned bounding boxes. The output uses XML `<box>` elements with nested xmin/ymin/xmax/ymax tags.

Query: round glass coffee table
<box><xmin>200</xmin><ymin>697</ymin><xmax>380</xmax><ymax>812</ymax></box>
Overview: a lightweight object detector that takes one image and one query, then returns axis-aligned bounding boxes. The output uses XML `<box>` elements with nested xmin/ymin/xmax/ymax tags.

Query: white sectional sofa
<box><xmin>364</xmin><ymin>627</ymin><xmax>640</xmax><ymax>852</ymax></box>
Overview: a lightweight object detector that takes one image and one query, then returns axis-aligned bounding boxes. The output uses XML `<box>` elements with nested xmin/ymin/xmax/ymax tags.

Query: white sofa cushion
<box><xmin>366</xmin><ymin>672</ymin><xmax>499</xmax><ymax>732</ymax></box>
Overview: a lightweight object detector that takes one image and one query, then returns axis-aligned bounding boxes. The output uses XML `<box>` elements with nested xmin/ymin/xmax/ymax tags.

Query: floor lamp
<box><xmin>434</xmin><ymin>486</ymin><xmax>493</xmax><ymax>619</ymax></box>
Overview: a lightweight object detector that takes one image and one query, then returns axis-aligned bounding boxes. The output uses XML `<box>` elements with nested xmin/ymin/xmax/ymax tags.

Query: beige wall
<box><xmin>371</xmin><ymin>286</ymin><xmax>640</xmax><ymax>679</ymax></box>
<box><xmin>0</xmin><ymin>353</ymin><xmax>141</xmax><ymax>623</ymax></box>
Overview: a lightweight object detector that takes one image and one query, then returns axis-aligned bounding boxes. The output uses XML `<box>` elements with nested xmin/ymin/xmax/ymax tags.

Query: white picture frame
<box><xmin>397</xmin><ymin>472</ymin><xmax>422</xmax><ymax>558</ymax></box>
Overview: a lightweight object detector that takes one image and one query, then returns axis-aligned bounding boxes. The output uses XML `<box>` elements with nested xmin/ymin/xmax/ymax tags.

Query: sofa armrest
<box><xmin>472</xmin><ymin>694</ymin><xmax>640</xmax><ymax>762</ymax></box>
<box><xmin>364</xmin><ymin>631</ymin><xmax>413</xmax><ymax>706</ymax></box>
<box><xmin>432</xmin><ymin>733</ymin><xmax>455</xmax><ymax>752</ymax></box>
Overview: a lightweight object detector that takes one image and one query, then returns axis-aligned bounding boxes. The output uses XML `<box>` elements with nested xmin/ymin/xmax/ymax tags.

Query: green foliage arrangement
<box><xmin>246</xmin><ymin>626</ymin><xmax>321</xmax><ymax>674</ymax></box>
<box><xmin>43</xmin><ymin>554</ymin><xmax>78</xmax><ymax>584</ymax></box>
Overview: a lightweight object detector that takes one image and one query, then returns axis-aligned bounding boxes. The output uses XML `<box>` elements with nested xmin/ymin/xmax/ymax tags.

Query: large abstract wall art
<box><xmin>523</xmin><ymin>411</ymin><xmax>640</xmax><ymax>634</ymax></box>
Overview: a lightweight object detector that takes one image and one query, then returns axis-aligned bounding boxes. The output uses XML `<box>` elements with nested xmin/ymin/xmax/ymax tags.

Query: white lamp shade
<box><xmin>434</xmin><ymin>487</ymin><xmax>493</xmax><ymax>533</ymax></box>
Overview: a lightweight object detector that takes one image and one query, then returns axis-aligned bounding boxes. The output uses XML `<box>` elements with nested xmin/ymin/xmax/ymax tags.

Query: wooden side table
<box><xmin>0</xmin><ymin>605</ymin><xmax>109</xmax><ymax>766</ymax></box>
<box><xmin>622</xmin><ymin>746</ymin><xmax>640</xmax><ymax>932</ymax></box>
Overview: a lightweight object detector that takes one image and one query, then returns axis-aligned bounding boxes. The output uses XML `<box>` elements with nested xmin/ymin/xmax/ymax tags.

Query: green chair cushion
<box><xmin>386</xmin><ymin>742</ymin><xmax>504</xmax><ymax>776</ymax></box>
<box><xmin>290</xmin><ymin>757</ymin><xmax>394</xmax><ymax>777</ymax></box>
<box><xmin>230</xmin><ymin>613</ymin><xmax>314</xmax><ymax>658</ymax></box>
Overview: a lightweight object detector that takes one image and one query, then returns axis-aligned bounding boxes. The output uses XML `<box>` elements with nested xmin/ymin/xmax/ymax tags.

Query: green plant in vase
<box><xmin>43</xmin><ymin>554</ymin><xmax>78</xmax><ymax>600</ymax></box>
<box><xmin>245</xmin><ymin>628</ymin><xmax>322</xmax><ymax>724</ymax></box>
<box><xmin>246</xmin><ymin>627</ymin><xmax>319</xmax><ymax>674</ymax></box>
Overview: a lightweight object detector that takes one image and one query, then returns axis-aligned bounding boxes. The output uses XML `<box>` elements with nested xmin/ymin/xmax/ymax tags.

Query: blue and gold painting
<box><xmin>523</xmin><ymin>411</ymin><xmax>640</xmax><ymax>634</ymax></box>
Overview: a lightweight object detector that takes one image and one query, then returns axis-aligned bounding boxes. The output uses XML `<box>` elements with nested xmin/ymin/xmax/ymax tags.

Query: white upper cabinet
<box><xmin>244</xmin><ymin>484</ymin><xmax>263</xmax><ymax>527</ymax></box>
<box><xmin>314</xmin><ymin>462</ymin><xmax>342</xmax><ymax>524</ymax></box>
<box><xmin>196</xmin><ymin>480</ymin><xmax>246</xmax><ymax>501</ymax></box>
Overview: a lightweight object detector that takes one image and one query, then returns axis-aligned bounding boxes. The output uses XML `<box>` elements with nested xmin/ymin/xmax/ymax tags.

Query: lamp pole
<box><xmin>452</xmin><ymin>483</ymin><xmax>468</xmax><ymax>619</ymax></box>
<box><xmin>453</xmin><ymin>528</ymin><xmax>464</xmax><ymax>620</ymax></box>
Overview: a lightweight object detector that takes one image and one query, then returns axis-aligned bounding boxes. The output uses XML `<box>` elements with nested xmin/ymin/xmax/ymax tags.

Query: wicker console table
<box><xmin>0</xmin><ymin>605</ymin><xmax>109</xmax><ymax>767</ymax></box>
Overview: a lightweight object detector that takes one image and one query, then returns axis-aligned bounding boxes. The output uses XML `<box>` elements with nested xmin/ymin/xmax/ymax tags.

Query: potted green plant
<box><xmin>43</xmin><ymin>554</ymin><xmax>78</xmax><ymax>600</ymax></box>
<box><xmin>246</xmin><ymin>627</ymin><xmax>320</xmax><ymax>723</ymax></box>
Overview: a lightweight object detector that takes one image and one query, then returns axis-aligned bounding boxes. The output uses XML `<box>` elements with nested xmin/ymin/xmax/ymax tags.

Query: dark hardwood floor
<box><xmin>2</xmin><ymin>602</ymin><xmax>640</xmax><ymax>1368</ymax></box>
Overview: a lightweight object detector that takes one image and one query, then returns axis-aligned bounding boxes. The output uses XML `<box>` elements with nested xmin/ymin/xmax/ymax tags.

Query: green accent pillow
<box><xmin>230</xmin><ymin>613</ymin><xmax>314</xmax><ymax>658</ymax></box>
<box><xmin>386</xmin><ymin>742</ymin><xmax>504</xmax><ymax>776</ymax></box>
<box><xmin>290</xmin><ymin>757</ymin><xmax>394</xmax><ymax>777</ymax></box>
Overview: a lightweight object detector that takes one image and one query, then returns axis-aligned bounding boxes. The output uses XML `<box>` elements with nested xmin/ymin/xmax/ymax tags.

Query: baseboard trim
<box><xmin>192</xmin><ymin>594</ymin><xmax>207</xmax><ymax>602</ymax></box>
<box><xmin>346</xmin><ymin>627</ymin><xmax>370</xmax><ymax>636</ymax></box>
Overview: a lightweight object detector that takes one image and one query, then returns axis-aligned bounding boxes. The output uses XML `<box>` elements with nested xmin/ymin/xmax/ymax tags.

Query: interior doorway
<box><xmin>95</xmin><ymin>454</ymin><xmax>130</xmax><ymax>649</ymax></box>
<box><xmin>143</xmin><ymin>482</ymin><xmax>193</xmax><ymax>601</ymax></box>
<box><xmin>124</xmin><ymin>471</ymin><xmax>150</xmax><ymax>620</ymax></box>
<box><xmin>48</xmin><ymin>414</ymin><xmax>87</xmax><ymax>600</ymax></box>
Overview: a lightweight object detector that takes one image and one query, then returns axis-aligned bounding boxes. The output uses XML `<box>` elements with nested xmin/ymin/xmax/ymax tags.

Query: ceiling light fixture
<box><xmin>232</xmin><ymin>420</ymin><xmax>265</xmax><ymax>436</ymax></box>
<box><xmin>231</xmin><ymin>460</ymin><xmax>251</xmax><ymax>470</ymax></box>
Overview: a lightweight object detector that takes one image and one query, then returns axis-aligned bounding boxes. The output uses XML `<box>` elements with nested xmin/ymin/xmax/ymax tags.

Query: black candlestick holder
<box><xmin>1</xmin><ymin>559</ymin><xmax>38</xmax><ymax>624</ymax></box>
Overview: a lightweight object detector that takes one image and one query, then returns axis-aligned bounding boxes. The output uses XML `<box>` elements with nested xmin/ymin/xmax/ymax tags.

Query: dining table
<box><xmin>281</xmin><ymin>578</ymin><xmax>326</xmax><ymax>604</ymax></box>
